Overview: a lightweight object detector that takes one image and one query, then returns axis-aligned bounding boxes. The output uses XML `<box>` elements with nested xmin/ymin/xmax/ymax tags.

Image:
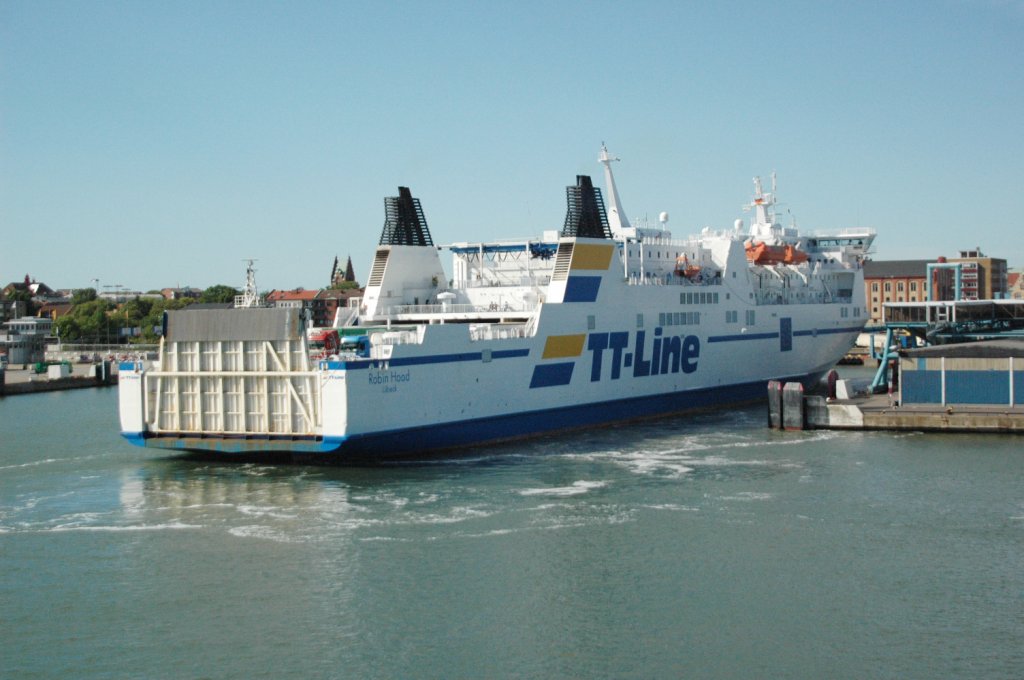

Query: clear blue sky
<box><xmin>2</xmin><ymin>1</ymin><xmax>1021</xmax><ymax>293</ymax></box>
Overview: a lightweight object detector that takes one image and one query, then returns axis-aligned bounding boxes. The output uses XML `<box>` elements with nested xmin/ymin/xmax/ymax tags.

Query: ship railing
<box><xmin>458</xmin><ymin>275</ymin><xmax>552</xmax><ymax>289</ymax></box>
<box><xmin>367</xmin><ymin>329</ymin><xmax>422</xmax><ymax>347</ymax></box>
<box><xmin>388</xmin><ymin>300</ymin><xmax>539</xmax><ymax>316</ymax></box>
<box><xmin>804</xmin><ymin>227</ymin><xmax>877</xmax><ymax>238</ymax></box>
<box><xmin>390</xmin><ymin>303</ymin><xmax>477</xmax><ymax>315</ymax></box>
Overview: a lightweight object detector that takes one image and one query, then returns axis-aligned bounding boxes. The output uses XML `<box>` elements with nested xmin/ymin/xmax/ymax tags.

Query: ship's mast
<box><xmin>235</xmin><ymin>259</ymin><xmax>264</xmax><ymax>308</ymax></box>
<box><xmin>599</xmin><ymin>143</ymin><xmax>630</xmax><ymax>235</ymax></box>
<box><xmin>747</xmin><ymin>174</ymin><xmax>779</xmax><ymax>240</ymax></box>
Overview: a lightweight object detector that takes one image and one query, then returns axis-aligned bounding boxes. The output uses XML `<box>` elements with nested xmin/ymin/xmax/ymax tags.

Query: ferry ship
<box><xmin>118</xmin><ymin>147</ymin><xmax>875</xmax><ymax>460</ymax></box>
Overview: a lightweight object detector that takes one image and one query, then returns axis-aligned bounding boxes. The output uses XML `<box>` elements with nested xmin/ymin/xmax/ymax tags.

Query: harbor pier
<box><xmin>772</xmin><ymin>337</ymin><xmax>1024</xmax><ymax>434</ymax></box>
<box><xmin>0</xmin><ymin>363</ymin><xmax>117</xmax><ymax>396</ymax></box>
<box><xmin>802</xmin><ymin>393</ymin><xmax>1024</xmax><ymax>433</ymax></box>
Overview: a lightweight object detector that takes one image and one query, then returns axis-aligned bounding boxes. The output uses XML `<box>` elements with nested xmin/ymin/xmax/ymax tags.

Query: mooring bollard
<box><xmin>767</xmin><ymin>380</ymin><xmax>783</xmax><ymax>429</ymax></box>
<box><xmin>782</xmin><ymin>382</ymin><xmax>806</xmax><ymax>431</ymax></box>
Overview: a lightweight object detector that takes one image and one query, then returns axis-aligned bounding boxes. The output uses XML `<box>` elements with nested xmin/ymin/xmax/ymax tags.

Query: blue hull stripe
<box><xmin>707</xmin><ymin>332</ymin><xmax>779</xmax><ymax>343</ymax></box>
<box><xmin>564</xmin><ymin>276</ymin><xmax>602</xmax><ymax>302</ymax></box>
<box><xmin>123</xmin><ymin>431</ymin><xmax>327</xmax><ymax>453</ymax></box>
<box><xmin>711</xmin><ymin>325</ymin><xmax>864</xmax><ymax>343</ymax></box>
<box><xmin>329</xmin><ymin>348</ymin><xmax>530</xmax><ymax>371</ymax></box>
<box><xmin>529</xmin><ymin>362</ymin><xmax>575</xmax><ymax>388</ymax></box>
<box><xmin>793</xmin><ymin>326</ymin><xmax>865</xmax><ymax>337</ymax></box>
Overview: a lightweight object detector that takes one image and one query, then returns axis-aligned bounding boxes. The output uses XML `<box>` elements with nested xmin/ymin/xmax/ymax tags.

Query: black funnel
<box><xmin>562</xmin><ymin>175</ymin><xmax>611</xmax><ymax>239</ymax></box>
<box><xmin>379</xmin><ymin>187</ymin><xmax>433</xmax><ymax>246</ymax></box>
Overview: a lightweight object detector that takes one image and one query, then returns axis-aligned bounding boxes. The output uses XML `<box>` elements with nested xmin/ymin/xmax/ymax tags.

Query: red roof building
<box><xmin>265</xmin><ymin>289</ymin><xmax>320</xmax><ymax>309</ymax></box>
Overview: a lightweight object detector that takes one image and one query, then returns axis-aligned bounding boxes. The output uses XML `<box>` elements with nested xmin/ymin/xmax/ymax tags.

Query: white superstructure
<box><xmin>119</xmin><ymin>148</ymin><xmax>875</xmax><ymax>460</ymax></box>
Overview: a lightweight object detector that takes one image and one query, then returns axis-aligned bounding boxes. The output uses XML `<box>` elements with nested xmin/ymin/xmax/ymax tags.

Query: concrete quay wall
<box><xmin>805</xmin><ymin>395</ymin><xmax>1024</xmax><ymax>433</ymax></box>
<box><xmin>0</xmin><ymin>365</ymin><xmax>118</xmax><ymax>396</ymax></box>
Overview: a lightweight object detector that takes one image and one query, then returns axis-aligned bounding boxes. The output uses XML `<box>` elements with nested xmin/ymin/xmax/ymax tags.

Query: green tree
<box><xmin>199</xmin><ymin>284</ymin><xmax>240</xmax><ymax>304</ymax></box>
<box><xmin>71</xmin><ymin>288</ymin><xmax>98</xmax><ymax>305</ymax></box>
<box><xmin>136</xmin><ymin>298</ymin><xmax>195</xmax><ymax>342</ymax></box>
<box><xmin>55</xmin><ymin>299</ymin><xmax>116</xmax><ymax>342</ymax></box>
<box><xmin>121</xmin><ymin>298</ymin><xmax>154</xmax><ymax>327</ymax></box>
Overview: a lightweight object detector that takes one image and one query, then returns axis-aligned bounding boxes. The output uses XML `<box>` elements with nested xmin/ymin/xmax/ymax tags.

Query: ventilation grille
<box><xmin>379</xmin><ymin>186</ymin><xmax>433</xmax><ymax>246</ymax></box>
<box><xmin>561</xmin><ymin>175</ymin><xmax>612</xmax><ymax>239</ymax></box>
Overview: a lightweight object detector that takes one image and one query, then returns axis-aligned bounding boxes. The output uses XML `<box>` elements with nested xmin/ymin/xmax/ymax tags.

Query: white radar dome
<box><xmin>734</xmin><ymin>219</ymin><xmax>744</xmax><ymax>231</ymax></box>
<box><xmin>659</xmin><ymin>211</ymin><xmax>669</xmax><ymax>224</ymax></box>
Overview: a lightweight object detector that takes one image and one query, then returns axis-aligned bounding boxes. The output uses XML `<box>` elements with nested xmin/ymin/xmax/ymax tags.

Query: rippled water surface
<box><xmin>2</xmin><ymin>386</ymin><xmax>1022</xmax><ymax>679</ymax></box>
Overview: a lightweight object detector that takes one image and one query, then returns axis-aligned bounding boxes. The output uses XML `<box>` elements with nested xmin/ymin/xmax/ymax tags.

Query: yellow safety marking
<box><xmin>542</xmin><ymin>334</ymin><xmax>586</xmax><ymax>359</ymax></box>
<box><xmin>571</xmin><ymin>243</ymin><xmax>614</xmax><ymax>270</ymax></box>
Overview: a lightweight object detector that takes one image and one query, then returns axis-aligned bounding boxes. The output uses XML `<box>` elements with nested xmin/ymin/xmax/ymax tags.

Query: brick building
<box><xmin>863</xmin><ymin>260</ymin><xmax>954</xmax><ymax>325</ymax></box>
<box><xmin>313</xmin><ymin>289</ymin><xmax>363</xmax><ymax>327</ymax></box>
<box><xmin>264</xmin><ymin>288</ymin><xmax>364</xmax><ymax>327</ymax></box>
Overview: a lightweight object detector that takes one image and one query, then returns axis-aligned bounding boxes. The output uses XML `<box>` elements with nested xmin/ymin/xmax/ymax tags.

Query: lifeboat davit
<box><xmin>745</xmin><ymin>241</ymin><xmax>809</xmax><ymax>265</ymax></box>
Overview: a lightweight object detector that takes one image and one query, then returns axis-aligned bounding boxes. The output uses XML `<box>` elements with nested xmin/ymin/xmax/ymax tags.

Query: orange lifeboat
<box><xmin>674</xmin><ymin>255</ymin><xmax>702</xmax><ymax>279</ymax></box>
<box><xmin>745</xmin><ymin>241</ymin><xmax>809</xmax><ymax>265</ymax></box>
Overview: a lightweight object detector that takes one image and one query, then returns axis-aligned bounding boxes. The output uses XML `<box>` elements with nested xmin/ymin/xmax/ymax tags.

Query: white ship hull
<box><xmin>119</xmin><ymin>150</ymin><xmax>874</xmax><ymax>461</ymax></box>
<box><xmin>324</xmin><ymin>310</ymin><xmax>856</xmax><ymax>457</ymax></box>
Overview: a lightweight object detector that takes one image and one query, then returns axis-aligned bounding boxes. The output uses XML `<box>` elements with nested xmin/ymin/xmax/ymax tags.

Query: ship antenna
<box><xmin>599</xmin><ymin>143</ymin><xmax>630</xmax><ymax>234</ymax></box>
<box><xmin>236</xmin><ymin>258</ymin><xmax>264</xmax><ymax>308</ymax></box>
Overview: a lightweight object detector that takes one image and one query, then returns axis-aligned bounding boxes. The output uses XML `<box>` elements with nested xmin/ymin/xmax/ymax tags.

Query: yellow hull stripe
<box><xmin>571</xmin><ymin>243</ymin><xmax>614</xmax><ymax>270</ymax></box>
<box><xmin>542</xmin><ymin>334</ymin><xmax>586</xmax><ymax>359</ymax></box>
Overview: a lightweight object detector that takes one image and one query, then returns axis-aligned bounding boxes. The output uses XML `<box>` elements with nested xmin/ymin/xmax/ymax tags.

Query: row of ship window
<box><xmin>641</xmin><ymin>305</ymin><xmax>861</xmax><ymax>329</ymax></box>
<box><xmin>658</xmin><ymin>309</ymin><xmax>757</xmax><ymax>327</ymax></box>
<box><xmin>629</xmin><ymin>250</ymin><xmax>698</xmax><ymax>260</ymax></box>
<box><xmin>680</xmin><ymin>292</ymin><xmax>720</xmax><ymax>305</ymax></box>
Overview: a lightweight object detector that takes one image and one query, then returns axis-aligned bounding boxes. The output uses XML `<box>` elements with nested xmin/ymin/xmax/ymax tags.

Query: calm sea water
<box><xmin>2</xmin><ymin>376</ymin><xmax>1022</xmax><ymax>679</ymax></box>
